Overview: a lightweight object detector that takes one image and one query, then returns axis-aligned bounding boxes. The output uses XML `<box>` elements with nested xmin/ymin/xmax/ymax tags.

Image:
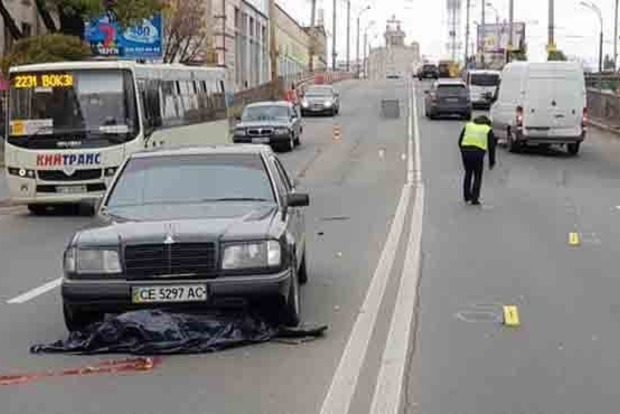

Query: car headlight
<box><xmin>64</xmin><ymin>247</ymin><xmax>122</xmax><ymax>275</ymax></box>
<box><xmin>324</xmin><ymin>100</ymin><xmax>333</xmax><ymax>107</ymax></box>
<box><xmin>274</xmin><ymin>127</ymin><xmax>289</xmax><ymax>135</ymax></box>
<box><xmin>222</xmin><ymin>241</ymin><xmax>281</xmax><ymax>270</ymax></box>
<box><xmin>235</xmin><ymin>128</ymin><xmax>246</xmax><ymax>137</ymax></box>
<box><xmin>104</xmin><ymin>167</ymin><xmax>118</xmax><ymax>177</ymax></box>
<box><xmin>301</xmin><ymin>100</ymin><xmax>309</xmax><ymax>107</ymax></box>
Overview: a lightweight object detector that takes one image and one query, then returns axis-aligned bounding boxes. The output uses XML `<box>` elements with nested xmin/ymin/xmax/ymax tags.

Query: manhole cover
<box><xmin>381</xmin><ymin>99</ymin><xmax>400</xmax><ymax>118</ymax></box>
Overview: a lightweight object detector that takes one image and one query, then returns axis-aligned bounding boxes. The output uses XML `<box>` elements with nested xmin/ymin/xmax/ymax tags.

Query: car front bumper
<box><xmin>233</xmin><ymin>133</ymin><xmax>292</xmax><ymax>145</ymax></box>
<box><xmin>62</xmin><ymin>269</ymin><xmax>293</xmax><ymax>312</ymax></box>
<box><xmin>429</xmin><ymin>104</ymin><xmax>472</xmax><ymax>115</ymax></box>
<box><xmin>301</xmin><ymin>105</ymin><xmax>334</xmax><ymax>114</ymax></box>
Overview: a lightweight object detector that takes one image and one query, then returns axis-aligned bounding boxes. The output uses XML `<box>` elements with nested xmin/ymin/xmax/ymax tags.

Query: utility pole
<box><xmin>508</xmin><ymin>0</ymin><xmax>514</xmax><ymax>63</ymax></box>
<box><xmin>269</xmin><ymin>0</ymin><xmax>278</xmax><ymax>89</ymax></box>
<box><xmin>346</xmin><ymin>0</ymin><xmax>351</xmax><ymax>72</ymax></box>
<box><xmin>548</xmin><ymin>0</ymin><xmax>555</xmax><ymax>53</ymax></box>
<box><xmin>363</xmin><ymin>31</ymin><xmax>368</xmax><ymax>78</ymax></box>
<box><xmin>309</xmin><ymin>0</ymin><xmax>316</xmax><ymax>72</ymax></box>
<box><xmin>465</xmin><ymin>0</ymin><xmax>471</xmax><ymax>65</ymax></box>
<box><xmin>481</xmin><ymin>0</ymin><xmax>486</xmax><ymax>68</ymax></box>
<box><xmin>332</xmin><ymin>0</ymin><xmax>337</xmax><ymax>71</ymax></box>
<box><xmin>614</xmin><ymin>0</ymin><xmax>618</xmax><ymax>70</ymax></box>
<box><xmin>356</xmin><ymin>16</ymin><xmax>360</xmax><ymax>77</ymax></box>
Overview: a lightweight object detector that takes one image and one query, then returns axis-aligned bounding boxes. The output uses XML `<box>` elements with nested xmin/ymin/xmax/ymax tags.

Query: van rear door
<box><xmin>523</xmin><ymin>68</ymin><xmax>584</xmax><ymax>138</ymax></box>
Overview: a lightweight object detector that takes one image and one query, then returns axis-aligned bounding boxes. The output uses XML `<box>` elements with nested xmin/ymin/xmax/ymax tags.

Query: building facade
<box><xmin>0</xmin><ymin>0</ymin><xmax>52</xmax><ymax>58</ymax></box>
<box><xmin>368</xmin><ymin>17</ymin><xmax>420</xmax><ymax>80</ymax></box>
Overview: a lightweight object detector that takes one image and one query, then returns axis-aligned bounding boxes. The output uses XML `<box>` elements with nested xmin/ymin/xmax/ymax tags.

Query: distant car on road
<box><xmin>424</xmin><ymin>79</ymin><xmax>472</xmax><ymax>120</ymax></box>
<box><xmin>489</xmin><ymin>61</ymin><xmax>586</xmax><ymax>155</ymax></box>
<box><xmin>233</xmin><ymin>101</ymin><xmax>302</xmax><ymax>152</ymax></box>
<box><xmin>61</xmin><ymin>145</ymin><xmax>310</xmax><ymax>331</ymax></box>
<box><xmin>417</xmin><ymin>64</ymin><xmax>439</xmax><ymax>80</ymax></box>
<box><xmin>300</xmin><ymin>85</ymin><xmax>340</xmax><ymax>116</ymax></box>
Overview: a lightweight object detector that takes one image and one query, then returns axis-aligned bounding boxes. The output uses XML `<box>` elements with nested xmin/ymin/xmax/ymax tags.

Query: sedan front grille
<box><xmin>248</xmin><ymin>128</ymin><xmax>274</xmax><ymax>136</ymax></box>
<box><xmin>38</xmin><ymin>169</ymin><xmax>102</xmax><ymax>181</ymax></box>
<box><xmin>124</xmin><ymin>243</ymin><xmax>217</xmax><ymax>279</ymax></box>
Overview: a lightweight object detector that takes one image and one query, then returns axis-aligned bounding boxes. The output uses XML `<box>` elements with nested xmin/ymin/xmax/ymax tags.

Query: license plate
<box><xmin>132</xmin><ymin>284</ymin><xmax>208</xmax><ymax>304</ymax></box>
<box><xmin>56</xmin><ymin>185</ymin><xmax>87</xmax><ymax>194</ymax></box>
<box><xmin>252</xmin><ymin>137</ymin><xmax>270</xmax><ymax>144</ymax></box>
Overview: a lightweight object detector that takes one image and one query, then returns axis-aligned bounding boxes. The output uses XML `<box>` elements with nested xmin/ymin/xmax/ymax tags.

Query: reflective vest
<box><xmin>461</xmin><ymin>122</ymin><xmax>491</xmax><ymax>151</ymax></box>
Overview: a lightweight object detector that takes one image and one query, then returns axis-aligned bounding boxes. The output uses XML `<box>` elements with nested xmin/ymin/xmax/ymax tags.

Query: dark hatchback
<box><xmin>61</xmin><ymin>145</ymin><xmax>310</xmax><ymax>330</ymax></box>
<box><xmin>417</xmin><ymin>64</ymin><xmax>439</xmax><ymax>80</ymax></box>
<box><xmin>424</xmin><ymin>79</ymin><xmax>472</xmax><ymax>120</ymax></box>
<box><xmin>233</xmin><ymin>101</ymin><xmax>302</xmax><ymax>152</ymax></box>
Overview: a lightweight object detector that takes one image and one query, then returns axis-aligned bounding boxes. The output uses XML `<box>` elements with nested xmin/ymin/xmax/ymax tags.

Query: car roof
<box><xmin>245</xmin><ymin>100</ymin><xmax>291</xmax><ymax>108</ymax></box>
<box><xmin>130</xmin><ymin>145</ymin><xmax>275</xmax><ymax>160</ymax></box>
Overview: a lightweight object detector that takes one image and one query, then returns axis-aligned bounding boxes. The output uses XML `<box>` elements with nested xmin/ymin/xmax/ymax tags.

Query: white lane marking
<box><xmin>369</xmin><ymin>80</ymin><xmax>425</xmax><ymax>414</ymax></box>
<box><xmin>6</xmin><ymin>277</ymin><xmax>62</xmax><ymax>304</ymax></box>
<box><xmin>319</xmin><ymin>81</ymin><xmax>416</xmax><ymax>414</ymax></box>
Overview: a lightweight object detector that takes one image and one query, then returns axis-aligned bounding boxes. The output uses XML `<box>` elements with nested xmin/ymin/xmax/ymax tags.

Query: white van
<box><xmin>489</xmin><ymin>61</ymin><xmax>586</xmax><ymax>155</ymax></box>
<box><xmin>465</xmin><ymin>69</ymin><xmax>501</xmax><ymax>108</ymax></box>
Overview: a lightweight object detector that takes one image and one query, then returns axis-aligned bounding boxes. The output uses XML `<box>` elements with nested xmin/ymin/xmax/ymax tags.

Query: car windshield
<box><xmin>305</xmin><ymin>88</ymin><xmax>333</xmax><ymax>97</ymax></box>
<box><xmin>106</xmin><ymin>154</ymin><xmax>276</xmax><ymax>209</ymax></box>
<box><xmin>8</xmin><ymin>69</ymin><xmax>138</xmax><ymax>148</ymax></box>
<box><xmin>470</xmin><ymin>74</ymin><xmax>500</xmax><ymax>87</ymax></box>
<box><xmin>242</xmin><ymin>105</ymin><xmax>290</xmax><ymax>121</ymax></box>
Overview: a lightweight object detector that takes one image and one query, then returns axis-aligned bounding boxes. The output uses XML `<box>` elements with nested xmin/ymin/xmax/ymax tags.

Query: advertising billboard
<box><xmin>84</xmin><ymin>12</ymin><xmax>163</xmax><ymax>60</ymax></box>
<box><xmin>477</xmin><ymin>22</ymin><xmax>526</xmax><ymax>53</ymax></box>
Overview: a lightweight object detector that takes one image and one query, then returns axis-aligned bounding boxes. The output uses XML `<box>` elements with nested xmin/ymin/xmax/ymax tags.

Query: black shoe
<box><xmin>471</xmin><ymin>200</ymin><xmax>481</xmax><ymax>205</ymax></box>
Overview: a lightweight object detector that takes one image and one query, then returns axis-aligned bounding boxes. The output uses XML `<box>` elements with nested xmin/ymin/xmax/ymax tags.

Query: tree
<box><xmin>548</xmin><ymin>49</ymin><xmax>567</xmax><ymax>61</ymax></box>
<box><xmin>510</xmin><ymin>44</ymin><xmax>528</xmax><ymax>62</ymax></box>
<box><xmin>1</xmin><ymin>34</ymin><xmax>90</xmax><ymax>75</ymax></box>
<box><xmin>163</xmin><ymin>0</ymin><xmax>208</xmax><ymax>63</ymax></box>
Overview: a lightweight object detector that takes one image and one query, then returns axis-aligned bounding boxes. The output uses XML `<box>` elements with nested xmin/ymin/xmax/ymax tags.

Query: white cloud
<box><xmin>278</xmin><ymin>0</ymin><xmax>620</xmax><ymax>69</ymax></box>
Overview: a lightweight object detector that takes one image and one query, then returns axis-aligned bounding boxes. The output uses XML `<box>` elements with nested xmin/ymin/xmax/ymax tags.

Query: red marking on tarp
<box><xmin>0</xmin><ymin>357</ymin><xmax>162</xmax><ymax>386</ymax></box>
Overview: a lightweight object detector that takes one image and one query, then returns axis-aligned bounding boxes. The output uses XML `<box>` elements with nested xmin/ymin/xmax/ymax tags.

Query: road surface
<box><xmin>2</xmin><ymin>78</ymin><xmax>620</xmax><ymax>414</ymax></box>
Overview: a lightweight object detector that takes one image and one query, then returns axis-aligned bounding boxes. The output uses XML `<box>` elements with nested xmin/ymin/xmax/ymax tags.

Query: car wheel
<box><xmin>294</xmin><ymin>132</ymin><xmax>301</xmax><ymax>146</ymax></box>
<box><xmin>298</xmin><ymin>249</ymin><xmax>308</xmax><ymax>285</ymax></box>
<box><xmin>429</xmin><ymin>112</ymin><xmax>437</xmax><ymax>120</ymax></box>
<box><xmin>567</xmin><ymin>142</ymin><xmax>580</xmax><ymax>155</ymax></box>
<box><xmin>507</xmin><ymin>129</ymin><xmax>520</xmax><ymax>153</ymax></box>
<box><xmin>285</xmin><ymin>135</ymin><xmax>295</xmax><ymax>152</ymax></box>
<box><xmin>283</xmin><ymin>257</ymin><xmax>301</xmax><ymax>326</ymax></box>
<box><xmin>63</xmin><ymin>302</ymin><xmax>100</xmax><ymax>332</ymax></box>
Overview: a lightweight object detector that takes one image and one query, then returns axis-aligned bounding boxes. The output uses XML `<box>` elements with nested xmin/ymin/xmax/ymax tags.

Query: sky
<box><xmin>278</xmin><ymin>0</ymin><xmax>620</xmax><ymax>70</ymax></box>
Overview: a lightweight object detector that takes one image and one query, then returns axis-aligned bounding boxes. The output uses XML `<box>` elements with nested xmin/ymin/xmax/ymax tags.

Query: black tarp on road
<box><xmin>31</xmin><ymin>310</ymin><xmax>328</xmax><ymax>355</ymax></box>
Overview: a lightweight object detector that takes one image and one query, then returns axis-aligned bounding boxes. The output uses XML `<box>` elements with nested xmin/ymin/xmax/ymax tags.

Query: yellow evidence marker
<box><xmin>503</xmin><ymin>305</ymin><xmax>520</xmax><ymax>327</ymax></box>
<box><xmin>569</xmin><ymin>232</ymin><xmax>580</xmax><ymax>246</ymax></box>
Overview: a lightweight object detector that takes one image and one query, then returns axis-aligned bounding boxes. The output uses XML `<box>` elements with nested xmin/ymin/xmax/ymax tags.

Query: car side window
<box><xmin>272</xmin><ymin>157</ymin><xmax>293</xmax><ymax>193</ymax></box>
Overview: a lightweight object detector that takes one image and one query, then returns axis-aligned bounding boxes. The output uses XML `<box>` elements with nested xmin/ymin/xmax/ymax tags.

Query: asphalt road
<box><xmin>0</xmin><ymin>79</ymin><xmax>420</xmax><ymax>414</ymax></box>
<box><xmin>407</xmin><ymin>80</ymin><xmax>620</xmax><ymax>414</ymax></box>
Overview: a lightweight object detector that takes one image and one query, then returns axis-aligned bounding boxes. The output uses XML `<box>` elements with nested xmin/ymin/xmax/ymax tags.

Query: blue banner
<box><xmin>85</xmin><ymin>12</ymin><xmax>163</xmax><ymax>60</ymax></box>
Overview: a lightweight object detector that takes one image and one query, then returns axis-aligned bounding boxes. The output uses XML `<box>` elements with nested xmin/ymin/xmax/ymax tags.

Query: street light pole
<box><xmin>332</xmin><ymin>0</ymin><xmax>337</xmax><ymax>71</ymax></box>
<box><xmin>481</xmin><ymin>0</ymin><xmax>486</xmax><ymax>68</ymax></box>
<box><xmin>346</xmin><ymin>0</ymin><xmax>350</xmax><ymax>72</ymax></box>
<box><xmin>614</xmin><ymin>0</ymin><xmax>618</xmax><ymax>70</ymax></box>
<box><xmin>355</xmin><ymin>6</ymin><xmax>371</xmax><ymax>78</ymax></box>
<box><xmin>465</xmin><ymin>0</ymin><xmax>471</xmax><ymax>65</ymax></box>
<box><xmin>580</xmin><ymin>1</ymin><xmax>603</xmax><ymax>73</ymax></box>
<box><xmin>508</xmin><ymin>0</ymin><xmax>514</xmax><ymax>63</ymax></box>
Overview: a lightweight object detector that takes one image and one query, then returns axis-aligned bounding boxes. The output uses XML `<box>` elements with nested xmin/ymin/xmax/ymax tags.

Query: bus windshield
<box><xmin>8</xmin><ymin>69</ymin><xmax>138</xmax><ymax>148</ymax></box>
<box><xmin>470</xmin><ymin>73</ymin><xmax>500</xmax><ymax>87</ymax></box>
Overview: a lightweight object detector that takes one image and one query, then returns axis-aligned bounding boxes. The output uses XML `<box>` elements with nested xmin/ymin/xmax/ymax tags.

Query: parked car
<box><xmin>300</xmin><ymin>85</ymin><xmax>340</xmax><ymax>116</ymax></box>
<box><xmin>61</xmin><ymin>145</ymin><xmax>310</xmax><ymax>331</ymax></box>
<box><xmin>489</xmin><ymin>61</ymin><xmax>586</xmax><ymax>155</ymax></box>
<box><xmin>233</xmin><ymin>101</ymin><xmax>302</xmax><ymax>152</ymax></box>
<box><xmin>424</xmin><ymin>79</ymin><xmax>472</xmax><ymax>120</ymax></box>
<box><xmin>463</xmin><ymin>69</ymin><xmax>501</xmax><ymax>109</ymax></box>
<box><xmin>417</xmin><ymin>64</ymin><xmax>439</xmax><ymax>80</ymax></box>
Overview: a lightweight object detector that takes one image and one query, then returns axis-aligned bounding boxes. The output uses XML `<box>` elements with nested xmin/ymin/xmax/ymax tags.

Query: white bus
<box><xmin>4</xmin><ymin>61</ymin><xmax>232</xmax><ymax>214</ymax></box>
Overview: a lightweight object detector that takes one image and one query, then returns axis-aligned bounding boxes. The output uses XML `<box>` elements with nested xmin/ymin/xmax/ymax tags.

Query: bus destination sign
<box><xmin>12</xmin><ymin>73</ymin><xmax>74</xmax><ymax>89</ymax></box>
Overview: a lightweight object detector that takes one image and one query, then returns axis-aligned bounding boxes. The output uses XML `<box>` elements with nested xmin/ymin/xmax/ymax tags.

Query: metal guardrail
<box><xmin>585</xmin><ymin>73</ymin><xmax>620</xmax><ymax>92</ymax></box>
<box><xmin>587</xmin><ymin>87</ymin><xmax>620</xmax><ymax>130</ymax></box>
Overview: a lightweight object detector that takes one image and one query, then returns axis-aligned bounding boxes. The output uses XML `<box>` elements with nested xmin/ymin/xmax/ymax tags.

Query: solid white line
<box><xmin>6</xmin><ymin>277</ymin><xmax>62</xmax><ymax>304</ymax></box>
<box><xmin>413</xmin><ymin>88</ymin><xmax>423</xmax><ymax>182</ymax></box>
<box><xmin>319</xmin><ymin>81</ymin><xmax>416</xmax><ymax>414</ymax></box>
<box><xmin>368</xmin><ymin>81</ymin><xmax>425</xmax><ymax>414</ymax></box>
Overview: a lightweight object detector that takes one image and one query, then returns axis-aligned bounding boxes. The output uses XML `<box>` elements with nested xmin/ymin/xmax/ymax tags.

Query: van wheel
<box><xmin>282</xmin><ymin>257</ymin><xmax>301</xmax><ymax>326</ymax></box>
<box><xmin>27</xmin><ymin>204</ymin><xmax>51</xmax><ymax>216</ymax></box>
<box><xmin>567</xmin><ymin>142</ymin><xmax>580</xmax><ymax>155</ymax></box>
<box><xmin>507</xmin><ymin>130</ymin><xmax>520</xmax><ymax>153</ymax></box>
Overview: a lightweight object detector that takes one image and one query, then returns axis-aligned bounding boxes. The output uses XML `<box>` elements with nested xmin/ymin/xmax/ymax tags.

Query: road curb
<box><xmin>589</xmin><ymin>119</ymin><xmax>620</xmax><ymax>137</ymax></box>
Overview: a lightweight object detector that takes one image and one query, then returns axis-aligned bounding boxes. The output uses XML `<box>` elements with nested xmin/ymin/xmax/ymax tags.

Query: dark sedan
<box><xmin>424</xmin><ymin>79</ymin><xmax>472</xmax><ymax>120</ymax></box>
<box><xmin>233</xmin><ymin>101</ymin><xmax>302</xmax><ymax>152</ymax></box>
<box><xmin>61</xmin><ymin>145</ymin><xmax>310</xmax><ymax>330</ymax></box>
<box><xmin>417</xmin><ymin>64</ymin><xmax>439</xmax><ymax>80</ymax></box>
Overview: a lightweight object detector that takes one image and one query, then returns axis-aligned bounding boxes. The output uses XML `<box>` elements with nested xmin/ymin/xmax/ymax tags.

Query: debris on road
<box><xmin>502</xmin><ymin>305</ymin><xmax>520</xmax><ymax>327</ymax></box>
<box><xmin>569</xmin><ymin>232</ymin><xmax>581</xmax><ymax>246</ymax></box>
<box><xmin>31</xmin><ymin>309</ymin><xmax>328</xmax><ymax>355</ymax></box>
<box><xmin>0</xmin><ymin>357</ymin><xmax>162</xmax><ymax>387</ymax></box>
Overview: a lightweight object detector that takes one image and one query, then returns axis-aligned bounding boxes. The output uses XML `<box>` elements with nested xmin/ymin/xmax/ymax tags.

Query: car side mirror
<box><xmin>287</xmin><ymin>193</ymin><xmax>309</xmax><ymax>207</ymax></box>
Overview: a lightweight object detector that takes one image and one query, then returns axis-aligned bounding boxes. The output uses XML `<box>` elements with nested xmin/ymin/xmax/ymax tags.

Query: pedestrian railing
<box><xmin>587</xmin><ymin>87</ymin><xmax>620</xmax><ymax>130</ymax></box>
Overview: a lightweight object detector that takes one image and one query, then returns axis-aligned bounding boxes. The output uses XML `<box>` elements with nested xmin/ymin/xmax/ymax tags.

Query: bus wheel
<box><xmin>27</xmin><ymin>204</ymin><xmax>50</xmax><ymax>216</ymax></box>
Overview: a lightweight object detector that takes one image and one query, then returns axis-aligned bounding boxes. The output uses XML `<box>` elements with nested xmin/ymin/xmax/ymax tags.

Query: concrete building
<box><xmin>368</xmin><ymin>17</ymin><xmax>420</xmax><ymax>80</ymax></box>
<box><xmin>0</xmin><ymin>0</ymin><xmax>53</xmax><ymax>58</ymax></box>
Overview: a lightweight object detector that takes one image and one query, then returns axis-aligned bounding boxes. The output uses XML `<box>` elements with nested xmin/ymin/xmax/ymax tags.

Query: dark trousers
<box><xmin>461</xmin><ymin>149</ymin><xmax>485</xmax><ymax>202</ymax></box>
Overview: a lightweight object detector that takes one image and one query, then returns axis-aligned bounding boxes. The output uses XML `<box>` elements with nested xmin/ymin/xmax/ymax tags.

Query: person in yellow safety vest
<box><xmin>458</xmin><ymin>115</ymin><xmax>497</xmax><ymax>205</ymax></box>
